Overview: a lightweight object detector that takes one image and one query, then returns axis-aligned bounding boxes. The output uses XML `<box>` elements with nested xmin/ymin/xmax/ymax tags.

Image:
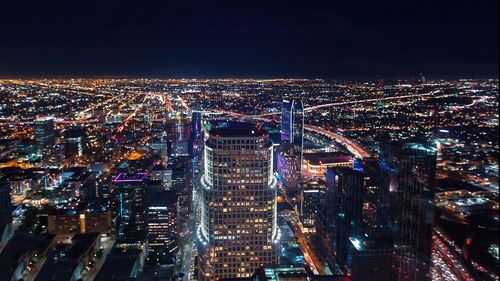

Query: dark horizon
<box><xmin>2</xmin><ymin>0</ymin><xmax>498</xmax><ymax>79</ymax></box>
<box><xmin>1</xmin><ymin>75</ymin><xmax>498</xmax><ymax>81</ymax></box>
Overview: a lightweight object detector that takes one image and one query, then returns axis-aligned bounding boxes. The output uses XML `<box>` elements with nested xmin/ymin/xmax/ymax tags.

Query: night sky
<box><xmin>1</xmin><ymin>0</ymin><xmax>498</xmax><ymax>79</ymax></box>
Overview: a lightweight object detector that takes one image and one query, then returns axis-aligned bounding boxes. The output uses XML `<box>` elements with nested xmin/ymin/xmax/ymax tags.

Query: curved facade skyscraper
<box><xmin>280</xmin><ymin>99</ymin><xmax>304</xmax><ymax>149</ymax></box>
<box><xmin>198</xmin><ymin>125</ymin><xmax>279</xmax><ymax>280</ymax></box>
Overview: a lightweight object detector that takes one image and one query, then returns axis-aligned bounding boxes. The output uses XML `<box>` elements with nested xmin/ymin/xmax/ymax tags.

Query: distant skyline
<box><xmin>1</xmin><ymin>0</ymin><xmax>498</xmax><ymax>79</ymax></box>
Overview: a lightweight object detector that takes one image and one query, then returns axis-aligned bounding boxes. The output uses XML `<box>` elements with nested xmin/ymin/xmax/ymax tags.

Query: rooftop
<box><xmin>209</xmin><ymin>126</ymin><xmax>268</xmax><ymax>138</ymax></box>
<box><xmin>113</xmin><ymin>172</ymin><xmax>147</xmax><ymax>183</ymax></box>
<box><xmin>94</xmin><ymin>254</ymin><xmax>139</xmax><ymax>281</ymax></box>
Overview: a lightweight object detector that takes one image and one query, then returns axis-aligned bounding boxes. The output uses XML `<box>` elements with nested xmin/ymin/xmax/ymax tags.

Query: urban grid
<box><xmin>0</xmin><ymin>1</ymin><xmax>498</xmax><ymax>281</ymax></box>
<box><xmin>0</xmin><ymin>78</ymin><xmax>497</xmax><ymax>281</ymax></box>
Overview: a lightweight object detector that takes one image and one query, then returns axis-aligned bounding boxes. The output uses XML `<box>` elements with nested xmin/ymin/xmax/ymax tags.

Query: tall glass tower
<box><xmin>280</xmin><ymin>99</ymin><xmax>304</xmax><ymax>149</ymax></box>
<box><xmin>198</xmin><ymin>125</ymin><xmax>279</xmax><ymax>280</ymax></box>
<box><xmin>380</xmin><ymin>141</ymin><xmax>437</xmax><ymax>281</ymax></box>
<box><xmin>34</xmin><ymin>115</ymin><xmax>56</xmax><ymax>165</ymax></box>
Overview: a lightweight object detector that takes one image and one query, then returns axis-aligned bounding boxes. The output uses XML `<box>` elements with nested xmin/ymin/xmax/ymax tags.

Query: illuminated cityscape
<box><xmin>0</xmin><ymin>78</ymin><xmax>497</xmax><ymax>281</ymax></box>
<box><xmin>0</xmin><ymin>1</ymin><xmax>498</xmax><ymax>281</ymax></box>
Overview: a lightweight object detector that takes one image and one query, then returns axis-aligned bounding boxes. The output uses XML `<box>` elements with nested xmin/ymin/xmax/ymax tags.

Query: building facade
<box><xmin>379</xmin><ymin>142</ymin><xmax>437</xmax><ymax>281</ymax></box>
<box><xmin>34</xmin><ymin>116</ymin><xmax>56</xmax><ymax>166</ymax></box>
<box><xmin>147</xmin><ymin>191</ymin><xmax>177</xmax><ymax>264</ymax></box>
<box><xmin>198</xmin><ymin>126</ymin><xmax>279</xmax><ymax>280</ymax></box>
<box><xmin>300</xmin><ymin>179</ymin><xmax>326</xmax><ymax>230</ymax></box>
<box><xmin>280</xmin><ymin>99</ymin><xmax>304</xmax><ymax>149</ymax></box>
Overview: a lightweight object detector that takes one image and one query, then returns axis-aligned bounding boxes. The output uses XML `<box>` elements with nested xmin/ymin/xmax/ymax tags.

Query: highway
<box><xmin>220</xmin><ymin>111</ymin><xmax>370</xmax><ymax>159</ymax></box>
<box><xmin>244</xmin><ymin>90</ymin><xmax>444</xmax><ymax>117</ymax></box>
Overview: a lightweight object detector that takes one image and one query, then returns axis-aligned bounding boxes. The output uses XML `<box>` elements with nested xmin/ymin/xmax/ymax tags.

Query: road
<box><xmin>432</xmin><ymin>231</ymin><xmax>476</xmax><ymax>281</ymax></box>
<box><xmin>221</xmin><ymin>110</ymin><xmax>370</xmax><ymax>159</ymax></box>
<box><xmin>278</xmin><ymin>184</ymin><xmax>324</xmax><ymax>275</ymax></box>
<box><xmin>178</xmin><ymin>160</ymin><xmax>203</xmax><ymax>281</ymax></box>
<box><xmin>83</xmin><ymin>236</ymin><xmax>117</xmax><ymax>281</ymax></box>
<box><xmin>23</xmin><ymin>256</ymin><xmax>47</xmax><ymax>281</ymax></box>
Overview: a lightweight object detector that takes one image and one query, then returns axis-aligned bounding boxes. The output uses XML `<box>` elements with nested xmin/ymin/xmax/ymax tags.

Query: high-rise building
<box><xmin>189</xmin><ymin>111</ymin><xmax>203</xmax><ymax>157</ymax></box>
<box><xmin>147</xmin><ymin>191</ymin><xmax>177</xmax><ymax>265</ymax></box>
<box><xmin>280</xmin><ymin>99</ymin><xmax>304</xmax><ymax>149</ymax></box>
<box><xmin>380</xmin><ymin>142</ymin><xmax>437</xmax><ymax>281</ymax></box>
<box><xmin>62</xmin><ymin>127</ymin><xmax>85</xmax><ymax>161</ymax></box>
<box><xmin>300</xmin><ymin>179</ymin><xmax>327</xmax><ymax>230</ymax></box>
<box><xmin>112</xmin><ymin>173</ymin><xmax>147</xmax><ymax>242</ymax></box>
<box><xmin>0</xmin><ymin>182</ymin><xmax>12</xmax><ymax>241</ymax></box>
<box><xmin>280</xmin><ymin>99</ymin><xmax>305</xmax><ymax>194</ymax></box>
<box><xmin>198</xmin><ymin>125</ymin><xmax>279</xmax><ymax>280</ymax></box>
<box><xmin>349</xmin><ymin>237</ymin><xmax>394</xmax><ymax>281</ymax></box>
<box><xmin>323</xmin><ymin>159</ymin><xmax>394</xmax><ymax>275</ymax></box>
<box><xmin>34</xmin><ymin>116</ymin><xmax>56</xmax><ymax>165</ymax></box>
<box><xmin>328</xmin><ymin>167</ymin><xmax>365</xmax><ymax>269</ymax></box>
<box><xmin>276</xmin><ymin>147</ymin><xmax>301</xmax><ymax>194</ymax></box>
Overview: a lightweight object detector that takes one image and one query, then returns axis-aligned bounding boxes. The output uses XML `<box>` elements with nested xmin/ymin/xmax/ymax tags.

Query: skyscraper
<box><xmin>280</xmin><ymin>99</ymin><xmax>305</xmax><ymax>195</ymax></box>
<box><xmin>189</xmin><ymin>111</ymin><xmax>203</xmax><ymax>157</ymax></box>
<box><xmin>280</xmin><ymin>99</ymin><xmax>304</xmax><ymax>149</ymax></box>
<box><xmin>327</xmin><ymin>167</ymin><xmax>365</xmax><ymax>269</ymax></box>
<box><xmin>147</xmin><ymin>191</ymin><xmax>177</xmax><ymax>265</ymax></box>
<box><xmin>112</xmin><ymin>173</ymin><xmax>147</xmax><ymax>244</ymax></box>
<box><xmin>0</xmin><ymin>182</ymin><xmax>12</xmax><ymax>241</ymax></box>
<box><xmin>323</xmin><ymin>158</ymin><xmax>394</xmax><ymax>276</ymax></box>
<box><xmin>380</xmin><ymin>142</ymin><xmax>437</xmax><ymax>281</ymax></box>
<box><xmin>34</xmin><ymin>115</ymin><xmax>56</xmax><ymax>165</ymax></box>
<box><xmin>198</xmin><ymin>125</ymin><xmax>279</xmax><ymax>280</ymax></box>
<box><xmin>300</xmin><ymin>179</ymin><xmax>327</xmax><ymax>230</ymax></box>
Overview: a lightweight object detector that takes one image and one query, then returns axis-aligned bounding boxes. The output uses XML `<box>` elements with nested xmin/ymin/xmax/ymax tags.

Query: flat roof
<box><xmin>349</xmin><ymin>237</ymin><xmax>393</xmax><ymax>251</ymax></box>
<box><xmin>113</xmin><ymin>172</ymin><xmax>147</xmax><ymax>183</ymax></box>
<box><xmin>209</xmin><ymin>126</ymin><xmax>268</xmax><ymax>138</ymax></box>
<box><xmin>0</xmin><ymin>231</ymin><xmax>54</xmax><ymax>281</ymax></box>
<box><xmin>94</xmin><ymin>254</ymin><xmax>138</xmax><ymax>281</ymax></box>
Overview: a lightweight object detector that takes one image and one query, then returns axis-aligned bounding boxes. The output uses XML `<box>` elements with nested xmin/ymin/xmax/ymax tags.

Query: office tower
<box><xmin>170</xmin><ymin>156</ymin><xmax>193</xmax><ymax>239</ymax></box>
<box><xmin>0</xmin><ymin>182</ymin><xmax>12</xmax><ymax>240</ymax></box>
<box><xmin>328</xmin><ymin>167</ymin><xmax>365</xmax><ymax>269</ymax></box>
<box><xmin>112</xmin><ymin>173</ymin><xmax>147</xmax><ymax>241</ymax></box>
<box><xmin>34</xmin><ymin>116</ymin><xmax>56</xmax><ymax>165</ymax></box>
<box><xmin>198</xmin><ymin>125</ymin><xmax>279</xmax><ymax>280</ymax></box>
<box><xmin>276</xmin><ymin>147</ymin><xmax>301</xmax><ymax>194</ymax></box>
<box><xmin>380</xmin><ymin>142</ymin><xmax>437</xmax><ymax>281</ymax></box>
<box><xmin>325</xmin><ymin>159</ymin><xmax>394</xmax><ymax>276</ymax></box>
<box><xmin>189</xmin><ymin>111</ymin><xmax>203</xmax><ymax>157</ymax></box>
<box><xmin>63</xmin><ymin>127</ymin><xmax>85</xmax><ymax>161</ymax></box>
<box><xmin>349</xmin><ymin>237</ymin><xmax>394</xmax><ymax>281</ymax></box>
<box><xmin>280</xmin><ymin>99</ymin><xmax>304</xmax><ymax>194</ymax></box>
<box><xmin>300</xmin><ymin>179</ymin><xmax>327</xmax><ymax>230</ymax></box>
<box><xmin>280</xmin><ymin>99</ymin><xmax>304</xmax><ymax>149</ymax></box>
<box><xmin>147</xmin><ymin>191</ymin><xmax>177</xmax><ymax>265</ymax></box>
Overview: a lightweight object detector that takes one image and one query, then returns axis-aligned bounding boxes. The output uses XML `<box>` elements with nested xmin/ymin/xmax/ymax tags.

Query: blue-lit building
<box><xmin>280</xmin><ymin>99</ymin><xmax>304</xmax><ymax>149</ymax></box>
<box><xmin>112</xmin><ymin>173</ymin><xmax>147</xmax><ymax>243</ymax></box>
<box><xmin>189</xmin><ymin>111</ymin><xmax>203</xmax><ymax>157</ymax></box>
<box><xmin>380</xmin><ymin>142</ymin><xmax>437</xmax><ymax>281</ymax></box>
<box><xmin>279</xmin><ymin>99</ymin><xmax>305</xmax><ymax>195</ymax></box>
<box><xmin>34</xmin><ymin>116</ymin><xmax>56</xmax><ymax>166</ymax></box>
<box><xmin>320</xmin><ymin>158</ymin><xmax>394</xmax><ymax>276</ymax></box>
